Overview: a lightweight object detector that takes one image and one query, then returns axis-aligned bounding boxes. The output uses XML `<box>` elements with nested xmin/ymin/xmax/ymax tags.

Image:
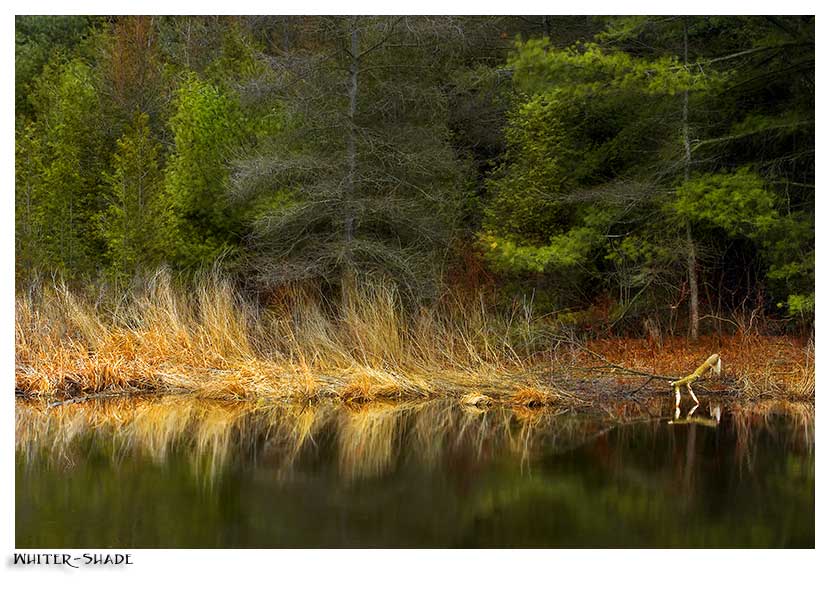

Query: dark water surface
<box><xmin>16</xmin><ymin>398</ymin><xmax>814</xmax><ymax>547</ymax></box>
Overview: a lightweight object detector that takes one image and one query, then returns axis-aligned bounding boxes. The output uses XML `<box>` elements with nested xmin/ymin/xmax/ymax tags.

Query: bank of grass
<box><xmin>15</xmin><ymin>272</ymin><xmax>814</xmax><ymax>405</ymax></box>
<box><xmin>15</xmin><ymin>272</ymin><xmax>564</xmax><ymax>406</ymax></box>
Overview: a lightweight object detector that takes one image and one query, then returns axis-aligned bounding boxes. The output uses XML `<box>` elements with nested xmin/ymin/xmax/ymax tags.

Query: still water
<box><xmin>16</xmin><ymin>397</ymin><xmax>814</xmax><ymax>547</ymax></box>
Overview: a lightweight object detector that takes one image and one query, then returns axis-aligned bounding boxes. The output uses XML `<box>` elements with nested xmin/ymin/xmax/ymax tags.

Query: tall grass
<box><xmin>15</xmin><ymin>271</ymin><xmax>814</xmax><ymax>404</ymax></box>
<box><xmin>15</xmin><ymin>271</ymin><xmax>558</xmax><ymax>403</ymax></box>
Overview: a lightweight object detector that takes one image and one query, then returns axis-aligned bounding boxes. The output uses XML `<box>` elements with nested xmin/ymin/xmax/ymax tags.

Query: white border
<box><xmin>2</xmin><ymin>2</ymin><xmax>823</xmax><ymax>592</ymax></box>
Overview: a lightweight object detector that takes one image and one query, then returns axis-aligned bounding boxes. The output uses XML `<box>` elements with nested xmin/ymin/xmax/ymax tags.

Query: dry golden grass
<box><xmin>460</xmin><ymin>392</ymin><xmax>494</xmax><ymax>408</ymax></box>
<box><xmin>15</xmin><ymin>272</ymin><xmax>567</xmax><ymax>406</ymax></box>
<box><xmin>15</xmin><ymin>272</ymin><xmax>813</xmax><ymax>409</ymax></box>
<box><xmin>509</xmin><ymin>386</ymin><xmax>561</xmax><ymax>408</ymax></box>
<box><xmin>15</xmin><ymin>274</ymin><xmax>814</xmax><ymax>487</ymax></box>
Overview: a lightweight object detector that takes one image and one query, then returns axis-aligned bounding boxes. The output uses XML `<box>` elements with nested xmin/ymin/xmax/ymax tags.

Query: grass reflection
<box><xmin>16</xmin><ymin>394</ymin><xmax>814</xmax><ymax>482</ymax></box>
<box><xmin>16</xmin><ymin>394</ymin><xmax>814</xmax><ymax>547</ymax></box>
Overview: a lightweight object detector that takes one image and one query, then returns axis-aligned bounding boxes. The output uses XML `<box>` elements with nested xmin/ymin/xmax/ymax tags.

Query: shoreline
<box><xmin>16</xmin><ymin>278</ymin><xmax>813</xmax><ymax>407</ymax></box>
<box><xmin>16</xmin><ymin>333</ymin><xmax>814</xmax><ymax>405</ymax></box>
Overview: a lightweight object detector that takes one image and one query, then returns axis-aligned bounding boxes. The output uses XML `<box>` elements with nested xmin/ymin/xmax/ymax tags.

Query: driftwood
<box><xmin>671</xmin><ymin>353</ymin><xmax>721</xmax><ymax>387</ymax></box>
<box><xmin>554</xmin><ymin>337</ymin><xmax>725</xmax><ymax>406</ymax></box>
<box><xmin>670</xmin><ymin>353</ymin><xmax>721</xmax><ymax>406</ymax></box>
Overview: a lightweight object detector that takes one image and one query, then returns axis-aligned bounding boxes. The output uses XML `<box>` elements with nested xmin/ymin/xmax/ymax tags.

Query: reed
<box><xmin>15</xmin><ymin>271</ymin><xmax>814</xmax><ymax>405</ymax></box>
<box><xmin>15</xmin><ymin>271</ymin><xmax>559</xmax><ymax>403</ymax></box>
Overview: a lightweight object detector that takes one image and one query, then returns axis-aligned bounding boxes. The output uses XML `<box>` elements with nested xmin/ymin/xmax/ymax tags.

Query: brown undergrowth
<box><xmin>579</xmin><ymin>334</ymin><xmax>814</xmax><ymax>400</ymax></box>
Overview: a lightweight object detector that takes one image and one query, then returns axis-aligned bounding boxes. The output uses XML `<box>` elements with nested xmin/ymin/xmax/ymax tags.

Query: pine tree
<box><xmin>163</xmin><ymin>73</ymin><xmax>249</xmax><ymax>268</ymax></box>
<box><xmin>99</xmin><ymin>112</ymin><xmax>174</xmax><ymax>282</ymax></box>
<box><xmin>19</xmin><ymin>57</ymin><xmax>110</xmax><ymax>279</ymax></box>
<box><xmin>481</xmin><ymin>16</ymin><xmax>813</xmax><ymax>328</ymax></box>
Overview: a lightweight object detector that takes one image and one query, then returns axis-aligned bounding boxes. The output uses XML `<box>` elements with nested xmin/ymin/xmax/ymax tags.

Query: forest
<box><xmin>14</xmin><ymin>15</ymin><xmax>815</xmax><ymax>403</ymax></box>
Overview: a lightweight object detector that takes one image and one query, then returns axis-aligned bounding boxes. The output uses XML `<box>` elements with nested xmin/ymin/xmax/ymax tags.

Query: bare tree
<box><xmin>230</xmin><ymin>16</ymin><xmax>482</xmax><ymax>296</ymax></box>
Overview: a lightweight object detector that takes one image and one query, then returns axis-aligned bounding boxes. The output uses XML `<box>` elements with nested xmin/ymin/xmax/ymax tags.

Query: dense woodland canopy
<box><xmin>15</xmin><ymin>15</ymin><xmax>814</xmax><ymax>336</ymax></box>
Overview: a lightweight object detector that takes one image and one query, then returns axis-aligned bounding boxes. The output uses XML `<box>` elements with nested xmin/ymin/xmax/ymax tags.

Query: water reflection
<box><xmin>16</xmin><ymin>395</ymin><xmax>814</xmax><ymax>547</ymax></box>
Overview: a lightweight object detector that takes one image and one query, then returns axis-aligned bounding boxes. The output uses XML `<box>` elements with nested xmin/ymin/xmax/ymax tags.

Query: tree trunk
<box><xmin>682</xmin><ymin>18</ymin><xmax>699</xmax><ymax>341</ymax></box>
<box><xmin>344</xmin><ymin>20</ymin><xmax>359</xmax><ymax>255</ymax></box>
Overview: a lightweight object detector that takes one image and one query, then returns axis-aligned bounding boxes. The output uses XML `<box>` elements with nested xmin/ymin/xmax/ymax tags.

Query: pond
<box><xmin>15</xmin><ymin>396</ymin><xmax>814</xmax><ymax>548</ymax></box>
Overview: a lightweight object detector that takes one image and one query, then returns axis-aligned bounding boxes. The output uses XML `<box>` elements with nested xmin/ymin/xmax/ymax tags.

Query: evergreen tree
<box><xmin>481</xmin><ymin>16</ymin><xmax>813</xmax><ymax>329</ymax></box>
<box><xmin>18</xmin><ymin>57</ymin><xmax>110</xmax><ymax>279</ymax></box>
<box><xmin>163</xmin><ymin>74</ymin><xmax>249</xmax><ymax>268</ymax></box>
<box><xmin>99</xmin><ymin>112</ymin><xmax>174</xmax><ymax>282</ymax></box>
<box><xmin>15</xmin><ymin>16</ymin><xmax>97</xmax><ymax>118</ymax></box>
<box><xmin>13</xmin><ymin>15</ymin><xmax>814</xmax><ymax>329</ymax></box>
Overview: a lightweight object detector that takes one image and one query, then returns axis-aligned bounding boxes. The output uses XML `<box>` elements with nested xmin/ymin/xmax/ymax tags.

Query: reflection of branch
<box><xmin>669</xmin><ymin>416</ymin><xmax>718</xmax><ymax>428</ymax></box>
<box><xmin>46</xmin><ymin>391</ymin><xmax>150</xmax><ymax>409</ymax></box>
<box><xmin>550</xmin><ymin>416</ymin><xmax>669</xmax><ymax>457</ymax></box>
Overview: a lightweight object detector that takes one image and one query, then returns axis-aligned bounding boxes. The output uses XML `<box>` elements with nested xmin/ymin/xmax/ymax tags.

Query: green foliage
<box><xmin>509</xmin><ymin>39</ymin><xmax>702</xmax><ymax>98</ymax></box>
<box><xmin>484</xmin><ymin>93</ymin><xmax>576</xmax><ymax>241</ymax></box>
<box><xmin>764</xmin><ymin>213</ymin><xmax>814</xmax><ymax>317</ymax></box>
<box><xmin>480</xmin><ymin>17</ymin><xmax>813</xmax><ymax>323</ymax></box>
<box><xmin>482</xmin><ymin>225</ymin><xmax>603</xmax><ymax>274</ymax></box>
<box><xmin>785</xmin><ymin>293</ymin><xmax>814</xmax><ymax>317</ymax></box>
<box><xmin>17</xmin><ymin>57</ymin><xmax>110</xmax><ymax>279</ymax></box>
<box><xmin>14</xmin><ymin>16</ymin><xmax>814</xmax><ymax>327</ymax></box>
<box><xmin>99</xmin><ymin>112</ymin><xmax>176</xmax><ymax>281</ymax></box>
<box><xmin>674</xmin><ymin>169</ymin><xmax>813</xmax><ymax>315</ymax></box>
<box><xmin>205</xmin><ymin>21</ymin><xmax>266</xmax><ymax>85</ymax></box>
<box><xmin>163</xmin><ymin>74</ymin><xmax>250</xmax><ymax>267</ymax></box>
<box><xmin>481</xmin><ymin>36</ymin><xmax>690</xmax><ymax>300</ymax></box>
<box><xmin>15</xmin><ymin>16</ymin><xmax>96</xmax><ymax>117</ymax></box>
<box><xmin>674</xmin><ymin>169</ymin><xmax>778</xmax><ymax>237</ymax></box>
<box><xmin>15</xmin><ymin>123</ymin><xmax>45</xmax><ymax>279</ymax></box>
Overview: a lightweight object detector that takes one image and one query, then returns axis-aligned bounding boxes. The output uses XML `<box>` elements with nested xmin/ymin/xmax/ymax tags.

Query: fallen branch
<box><xmin>549</xmin><ymin>335</ymin><xmax>730</xmax><ymax>400</ymax></box>
<box><xmin>671</xmin><ymin>353</ymin><xmax>721</xmax><ymax>387</ymax></box>
<box><xmin>670</xmin><ymin>354</ymin><xmax>722</xmax><ymax>406</ymax></box>
<box><xmin>581</xmin><ymin>363</ymin><xmax>677</xmax><ymax>382</ymax></box>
